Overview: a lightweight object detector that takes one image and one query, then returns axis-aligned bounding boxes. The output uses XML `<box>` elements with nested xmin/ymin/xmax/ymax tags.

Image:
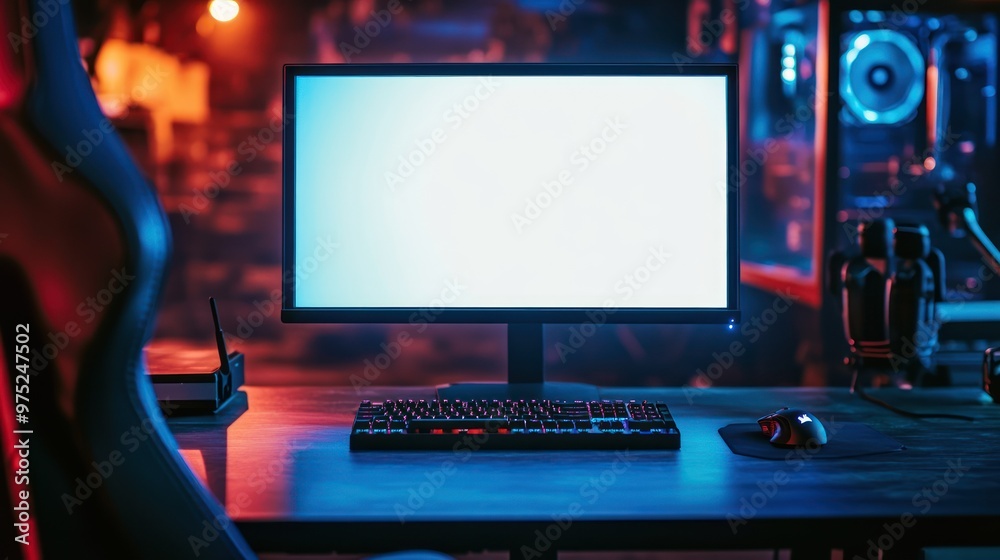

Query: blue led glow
<box><xmin>840</xmin><ymin>30</ymin><xmax>925</xmax><ymax>125</ymax></box>
<box><xmin>781</xmin><ymin>68</ymin><xmax>796</xmax><ymax>82</ymax></box>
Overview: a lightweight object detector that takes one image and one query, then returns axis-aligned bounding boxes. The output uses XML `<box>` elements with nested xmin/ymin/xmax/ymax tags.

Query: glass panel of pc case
<box><xmin>691</xmin><ymin>0</ymin><xmax>1000</xmax><ymax>384</ymax></box>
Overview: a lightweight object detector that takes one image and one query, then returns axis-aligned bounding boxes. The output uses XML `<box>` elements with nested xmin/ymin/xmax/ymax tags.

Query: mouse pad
<box><xmin>718</xmin><ymin>422</ymin><xmax>905</xmax><ymax>460</ymax></box>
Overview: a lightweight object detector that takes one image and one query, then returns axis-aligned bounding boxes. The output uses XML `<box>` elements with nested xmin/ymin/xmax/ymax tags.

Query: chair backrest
<box><xmin>0</xmin><ymin>1</ymin><xmax>252</xmax><ymax>557</ymax></box>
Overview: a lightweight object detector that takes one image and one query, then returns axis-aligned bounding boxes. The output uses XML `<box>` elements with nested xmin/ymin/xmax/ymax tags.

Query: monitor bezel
<box><xmin>282</xmin><ymin>63</ymin><xmax>740</xmax><ymax>324</ymax></box>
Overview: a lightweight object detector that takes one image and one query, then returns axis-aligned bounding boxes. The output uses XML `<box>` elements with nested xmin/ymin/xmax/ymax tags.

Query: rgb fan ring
<box><xmin>840</xmin><ymin>30</ymin><xmax>925</xmax><ymax>125</ymax></box>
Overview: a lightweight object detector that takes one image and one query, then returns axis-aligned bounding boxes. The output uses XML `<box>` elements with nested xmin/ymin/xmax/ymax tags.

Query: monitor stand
<box><xmin>436</xmin><ymin>323</ymin><xmax>600</xmax><ymax>401</ymax></box>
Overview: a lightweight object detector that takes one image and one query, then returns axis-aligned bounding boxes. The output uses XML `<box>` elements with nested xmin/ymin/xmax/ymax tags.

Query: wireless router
<box><xmin>146</xmin><ymin>298</ymin><xmax>245</xmax><ymax>414</ymax></box>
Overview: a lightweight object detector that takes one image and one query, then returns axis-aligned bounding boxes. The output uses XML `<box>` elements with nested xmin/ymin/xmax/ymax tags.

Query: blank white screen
<box><xmin>294</xmin><ymin>74</ymin><xmax>729</xmax><ymax>309</ymax></box>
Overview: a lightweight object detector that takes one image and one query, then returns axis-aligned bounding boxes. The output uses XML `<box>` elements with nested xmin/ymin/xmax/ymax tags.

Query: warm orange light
<box><xmin>177</xmin><ymin>448</ymin><xmax>208</xmax><ymax>487</ymax></box>
<box><xmin>196</xmin><ymin>13</ymin><xmax>216</xmax><ymax>36</ymax></box>
<box><xmin>209</xmin><ymin>0</ymin><xmax>239</xmax><ymax>22</ymax></box>
<box><xmin>924</xmin><ymin>157</ymin><xmax>936</xmax><ymax>171</ymax></box>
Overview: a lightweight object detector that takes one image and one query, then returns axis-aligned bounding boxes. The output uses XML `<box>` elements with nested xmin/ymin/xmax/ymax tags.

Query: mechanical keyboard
<box><xmin>350</xmin><ymin>399</ymin><xmax>680</xmax><ymax>450</ymax></box>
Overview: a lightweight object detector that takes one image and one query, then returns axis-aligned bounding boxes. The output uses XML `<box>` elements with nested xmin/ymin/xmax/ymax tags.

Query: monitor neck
<box><xmin>435</xmin><ymin>323</ymin><xmax>600</xmax><ymax>401</ymax></box>
<box><xmin>508</xmin><ymin>323</ymin><xmax>543</xmax><ymax>385</ymax></box>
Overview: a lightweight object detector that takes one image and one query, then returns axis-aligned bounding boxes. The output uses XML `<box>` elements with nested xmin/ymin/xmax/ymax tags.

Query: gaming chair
<box><xmin>0</xmin><ymin>0</ymin><xmax>253</xmax><ymax>557</ymax></box>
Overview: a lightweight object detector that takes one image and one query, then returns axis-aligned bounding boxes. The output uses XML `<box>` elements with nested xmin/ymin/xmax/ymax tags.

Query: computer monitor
<box><xmin>283</xmin><ymin>63</ymin><xmax>740</xmax><ymax>399</ymax></box>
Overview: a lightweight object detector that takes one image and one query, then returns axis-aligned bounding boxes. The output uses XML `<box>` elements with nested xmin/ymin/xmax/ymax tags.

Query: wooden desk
<box><xmin>168</xmin><ymin>386</ymin><xmax>1000</xmax><ymax>557</ymax></box>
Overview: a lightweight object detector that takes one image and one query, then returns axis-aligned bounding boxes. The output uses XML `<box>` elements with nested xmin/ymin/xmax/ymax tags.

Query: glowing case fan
<box><xmin>840</xmin><ymin>29</ymin><xmax>925</xmax><ymax>126</ymax></box>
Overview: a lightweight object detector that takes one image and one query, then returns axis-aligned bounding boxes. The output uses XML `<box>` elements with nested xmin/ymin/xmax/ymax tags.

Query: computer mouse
<box><xmin>757</xmin><ymin>407</ymin><xmax>828</xmax><ymax>447</ymax></box>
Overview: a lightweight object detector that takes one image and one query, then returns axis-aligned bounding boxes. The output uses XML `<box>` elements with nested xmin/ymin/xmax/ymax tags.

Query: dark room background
<box><xmin>68</xmin><ymin>0</ymin><xmax>1000</xmax><ymax>388</ymax></box>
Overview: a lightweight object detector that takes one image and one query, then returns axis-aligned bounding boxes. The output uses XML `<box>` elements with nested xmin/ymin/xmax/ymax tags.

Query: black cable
<box><xmin>851</xmin><ymin>371</ymin><xmax>976</xmax><ymax>421</ymax></box>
